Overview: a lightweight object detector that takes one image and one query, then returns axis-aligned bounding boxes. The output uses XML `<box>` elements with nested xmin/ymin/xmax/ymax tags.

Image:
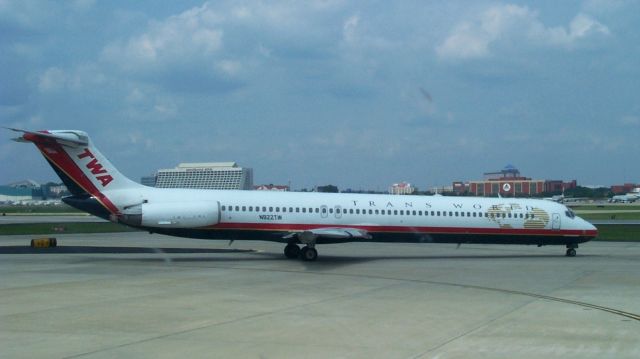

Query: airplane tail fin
<box><xmin>9</xmin><ymin>128</ymin><xmax>143</xmax><ymax>214</ymax></box>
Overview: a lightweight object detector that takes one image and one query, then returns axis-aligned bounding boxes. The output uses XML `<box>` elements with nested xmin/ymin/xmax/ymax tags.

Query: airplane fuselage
<box><xmin>67</xmin><ymin>186</ymin><xmax>596</xmax><ymax>246</ymax></box>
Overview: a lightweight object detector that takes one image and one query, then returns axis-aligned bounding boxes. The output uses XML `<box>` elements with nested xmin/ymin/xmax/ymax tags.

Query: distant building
<box><xmin>0</xmin><ymin>186</ymin><xmax>32</xmax><ymax>202</ymax></box>
<box><xmin>39</xmin><ymin>182</ymin><xmax>70</xmax><ymax>199</ymax></box>
<box><xmin>462</xmin><ymin>165</ymin><xmax>577</xmax><ymax>197</ymax></box>
<box><xmin>389</xmin><ymin>182</ymin><xmax>415</xmax><ymax>195</ymax></box>
<box><xmin>155</xmin><ymin>162</ymin><xmax>253</xmax><ymax>190</ymax></box>
<box><xmin>544</xmin><ymin>180</ymin><xmax>577</xmax><ymax>193</ymax></box>
<box><xmin>7</xmin><ymin>179</ymin><xmax>40</xmax><ymax>189</ymax></box>
<box><xmin>611</xmin><ymin>183</ymin><xmax>639</xmax><ymax>194</ymax></box>
<box><xmin>452</xmin><ymin>181</ymin><xmax>468</xmax><ymax>194</ymax></box>
<box><xmin>254</xmin><ymin>184</ymin><xmax>289</xmax><ymax>191</ymax></box>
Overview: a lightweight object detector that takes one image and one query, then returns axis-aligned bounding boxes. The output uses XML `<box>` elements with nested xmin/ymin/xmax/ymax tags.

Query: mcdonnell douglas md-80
<box><xmin>9</xmin><ymin>129</ymin><xmax>597</xmax><ymax>260</ymax></box>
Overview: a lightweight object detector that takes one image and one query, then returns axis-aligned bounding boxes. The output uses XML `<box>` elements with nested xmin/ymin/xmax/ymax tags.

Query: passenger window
<box><xmin>221</xmin><ymin>205</ymin><xmax>226</xmax><ymax>211</ymax></box>
<box><xmin>296</xmin><ymin>208</ymin><xmax>300</xmax><ymax>213</ymax></box>
<box><xmin>368</xmin><ymin>209</ymin><xmax>373</xmax><ymax>214</ymax></box>
<box><xmin>235</xmin><ymin>206</ymin><xmax>240</xmax><ymax>211</ymax></box>
<box><xmin>242</xmin><ymin>206</ymin><xmax>246</xmax><ymax>211</ymax></box>
<box><xmin>356</xmin><ymin>209</ymin><xmax>360</xmax><ymax>214</ymax></box>
<box><xmin>336</xmin><ymin>208</ymin><xmax>340</xmax><ymax>214</ymax></box>
<box><xmin>322</xmin><ymin>208</ymin><xmax>327</xmax><ymax>213</ymax></box>
<box><xmin>381</xmin><ymin>210</ymin><xmax>385</xmax><ymax>215</ymax></box>
<box><xmin>412</xmin><ymin>210</ymin><xmax>417</xmax><ymax>215</ymax></box>
<box><xmin>394</xmin><ymin>210</ymin><xmax>398</xmax><ymax>215</ymax></box>
<box><xmin>268</xmin><ymin>207</ymin><xmax>273</xmax><ymax>212</ymax></box>
<box><xmin>455</xmin><ymin>212</ymin><xmax>459</xmax><ymax>217</ymax></box>
<box><xmin>350</xmin><ymin>209</ymin><xmax>354</xmax><ymax>214</ymax></box>
<box><xmin>418</xmin><ymin>211</ymin><xmax>423</xmax><ymax>215</ymax></box>
<box><xmin>289</xmin><ymin>207</ymin><xmax>293</xmax><ymax>212</ymax></box>
<box><xmin>302</xmin><ymin>208</ymin><xmax>306</xmax><ymax>213</ymax></box>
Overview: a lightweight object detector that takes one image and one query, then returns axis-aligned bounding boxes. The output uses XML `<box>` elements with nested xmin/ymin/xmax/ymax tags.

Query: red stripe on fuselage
<box><xmin>31</xmin><ymin>139</ymin><xmax>120</xmax><ymax>214</ymax></box>
<box><xmin>207</xmin><ymin>222</ymin><xmax>598</xmax><ymax>238</ymax></box>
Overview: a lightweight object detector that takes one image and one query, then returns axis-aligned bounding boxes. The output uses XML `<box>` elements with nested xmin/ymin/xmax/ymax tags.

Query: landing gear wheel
<box><xmin>284</xmin><ymin>244</ymin><xmax>300</xmax><ymax>259</ymax></box>
<box><xmin>566</xmin><ymin>248</ymin><xmax>576</xmax><ymax>257</ymax></box>
<box><xmin>300</xmin><ymin>246</ymin><xmax>318</xmax><ymax>261</ymax></box>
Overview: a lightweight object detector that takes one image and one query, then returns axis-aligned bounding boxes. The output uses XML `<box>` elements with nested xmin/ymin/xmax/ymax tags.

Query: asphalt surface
<box><xmin>1</xmin><ymin>233</ymin><xmax>639</xmax><ymax>358</ymax></box>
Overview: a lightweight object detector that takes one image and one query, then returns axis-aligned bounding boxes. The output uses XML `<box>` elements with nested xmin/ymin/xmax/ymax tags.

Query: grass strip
<box><xmin>594</xmin><ymin>224</ymin><xmax>640</xmax><ymax>242</ymax></box>
<box><xmin>0</xmin><ymin>222</ymin><xmax>139</xmax><ymax>235</ymax></box>
<box><xmin>579</xmin><ymin>212</ymin><xmax>640</xmax><ymax>220</ymax></box>
<box><xmin>0</xmin><ymin>205</ymin><xmax>82</xmax><ymax>214</ymax></box>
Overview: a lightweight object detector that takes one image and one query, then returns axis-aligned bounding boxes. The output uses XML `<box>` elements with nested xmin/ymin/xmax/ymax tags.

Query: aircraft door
<box><xmin>320</xmin><ymin>205</ymin><xmax>328</xmax><ymax>219</ymax></box>
<box><xmin>335</xmin><ymin>205</ymin><xmax>342</xmax><ymax>219</ymax></box>
<box><xmin>552</xmin><ymin>213</ymin><xmax>561</xmax><ymax>230</ymax></box>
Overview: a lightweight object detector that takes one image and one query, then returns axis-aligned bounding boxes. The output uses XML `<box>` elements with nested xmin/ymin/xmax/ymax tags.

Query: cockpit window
<box><xmin>565</xmin><ymin>209</ymin><xmax>575</xmax><ymax>219</ymax></box>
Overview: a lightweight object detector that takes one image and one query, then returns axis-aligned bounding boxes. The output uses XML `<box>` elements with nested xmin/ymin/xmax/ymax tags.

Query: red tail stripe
<box><xmin>33</xmin><ymin>140</ymin><xmax>120</xmax><ymax>214</ymax></box>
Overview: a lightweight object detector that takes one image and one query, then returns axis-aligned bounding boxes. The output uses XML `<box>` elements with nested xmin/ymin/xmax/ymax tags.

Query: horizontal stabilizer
<box><xmin>6</xmin><ymin>128</ymin><xmax>88</xmax><ymax>147</ymax></box>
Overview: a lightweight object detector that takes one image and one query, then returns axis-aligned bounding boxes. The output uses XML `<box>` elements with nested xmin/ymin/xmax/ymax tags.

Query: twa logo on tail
<box><xmin>77</xmin><ymin>148</ymin><xmax>114</xmax><ymax>187</ymax></box>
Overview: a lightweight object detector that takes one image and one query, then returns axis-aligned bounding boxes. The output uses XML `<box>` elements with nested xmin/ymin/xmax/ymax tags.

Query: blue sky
<box><xmin>1</xmin><ymin>0</ymin><xmax>638</xmax><ymax>190</ymax></box>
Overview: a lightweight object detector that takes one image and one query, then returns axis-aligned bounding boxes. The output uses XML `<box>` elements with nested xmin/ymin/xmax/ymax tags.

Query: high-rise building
<box><xmin>389</xmin><ymin>182</ymin><xmax>415</xmax><ymax>195</ymax></box>
<box><xmin>154</xmin><ymin>162</ymin><xmax>253</xmax><ymax>190</ymax></box>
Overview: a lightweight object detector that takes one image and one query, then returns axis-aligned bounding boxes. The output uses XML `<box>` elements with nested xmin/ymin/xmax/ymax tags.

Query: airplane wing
<box><xmin>283</xmin><ymin>227</ymin><xmax>372</xmax><ymax>244</ymax></box>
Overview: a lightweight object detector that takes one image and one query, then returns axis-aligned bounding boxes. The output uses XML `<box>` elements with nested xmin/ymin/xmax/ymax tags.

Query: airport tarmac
<box><xmin>1</xmin><ymin>233</ymin><xmax>639</xmax><ymax>358</ymax></box>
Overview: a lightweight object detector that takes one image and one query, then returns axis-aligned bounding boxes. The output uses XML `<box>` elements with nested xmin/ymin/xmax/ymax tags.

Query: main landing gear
<box><xmin>283</xmin><ymin>243</ymin><xmax>318</xmax><ymax>261</ymax></box>
<box><xmin>565</xmin><ymin>243</ymin><xmax>578</xmax><ymax>257</ymax></box>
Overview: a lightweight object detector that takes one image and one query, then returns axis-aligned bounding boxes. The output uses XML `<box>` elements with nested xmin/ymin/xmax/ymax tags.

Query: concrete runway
<box><xmin>1</xmin><ymin>233</ymin><xmax>639</xmax><ymax>358</ymax></box>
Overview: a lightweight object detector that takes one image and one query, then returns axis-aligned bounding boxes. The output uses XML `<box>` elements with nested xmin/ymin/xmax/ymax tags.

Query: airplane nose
<box><xmin>583</xmin><ymin>218</ymin><xmax>598</xmax><ymax>237</ymax></box>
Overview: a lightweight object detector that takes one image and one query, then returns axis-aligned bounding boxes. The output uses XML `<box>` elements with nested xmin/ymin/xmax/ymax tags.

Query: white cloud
<box><xmin>38</xmin><ymin>67</ymin><xmax>66</xmax><ymax>92</ymax></box>
<box><xmin>343</xmin><ymin>14</ymin><xmax>359</xmax><ymax>43</ymax></box>
<box><xmin>436</xmin><ymin>4</ymin><xmax>610</xmax><ymax>60</ymax></box>
<box><xmin>37</xmin><ymin>64</ymin><xmax>106</xmax><ymax>93</ymax></box>
<box><xmin>620</xmin><ymin>115</ymin><xmax>639</xmax><ymax>126</ymax></box>
<box><xmin>102</xmin><ymin>3</ymin><xmax>224</xmax><ymax>72</ymax></box>
<box><xmin>216</xmin><ymin>60</ymin><xmax>241</xmax><ymax>75</ymax></box>
<box><xmin>538</xmin><ymin>13</ymin><xmax>610</xmax><ymax>46</ymax></box>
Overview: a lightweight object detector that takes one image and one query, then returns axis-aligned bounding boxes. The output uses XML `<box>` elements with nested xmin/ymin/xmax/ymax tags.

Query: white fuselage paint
<box><xmin>111</xmin><ymin>186</ymin><xmax>596</xmax><ymax>238</ymax></box>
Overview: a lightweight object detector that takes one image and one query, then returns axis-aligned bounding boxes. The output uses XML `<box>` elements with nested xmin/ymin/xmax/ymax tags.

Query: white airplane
<box><xmin>609</xmin><ymin>189</ymin><xmax>640</xmax><ymax>203</ymax></box>
<box><xmin>9</xmin><ymin>129</ymin><xmax>597</xmax><ymax>260</ymax></box>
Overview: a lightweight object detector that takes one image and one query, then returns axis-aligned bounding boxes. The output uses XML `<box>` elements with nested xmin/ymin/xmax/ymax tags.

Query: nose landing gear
<box><xmin>565</xmin><ymin>243</ymin><xmax>578</xmax><ymax>257</ymax></box>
